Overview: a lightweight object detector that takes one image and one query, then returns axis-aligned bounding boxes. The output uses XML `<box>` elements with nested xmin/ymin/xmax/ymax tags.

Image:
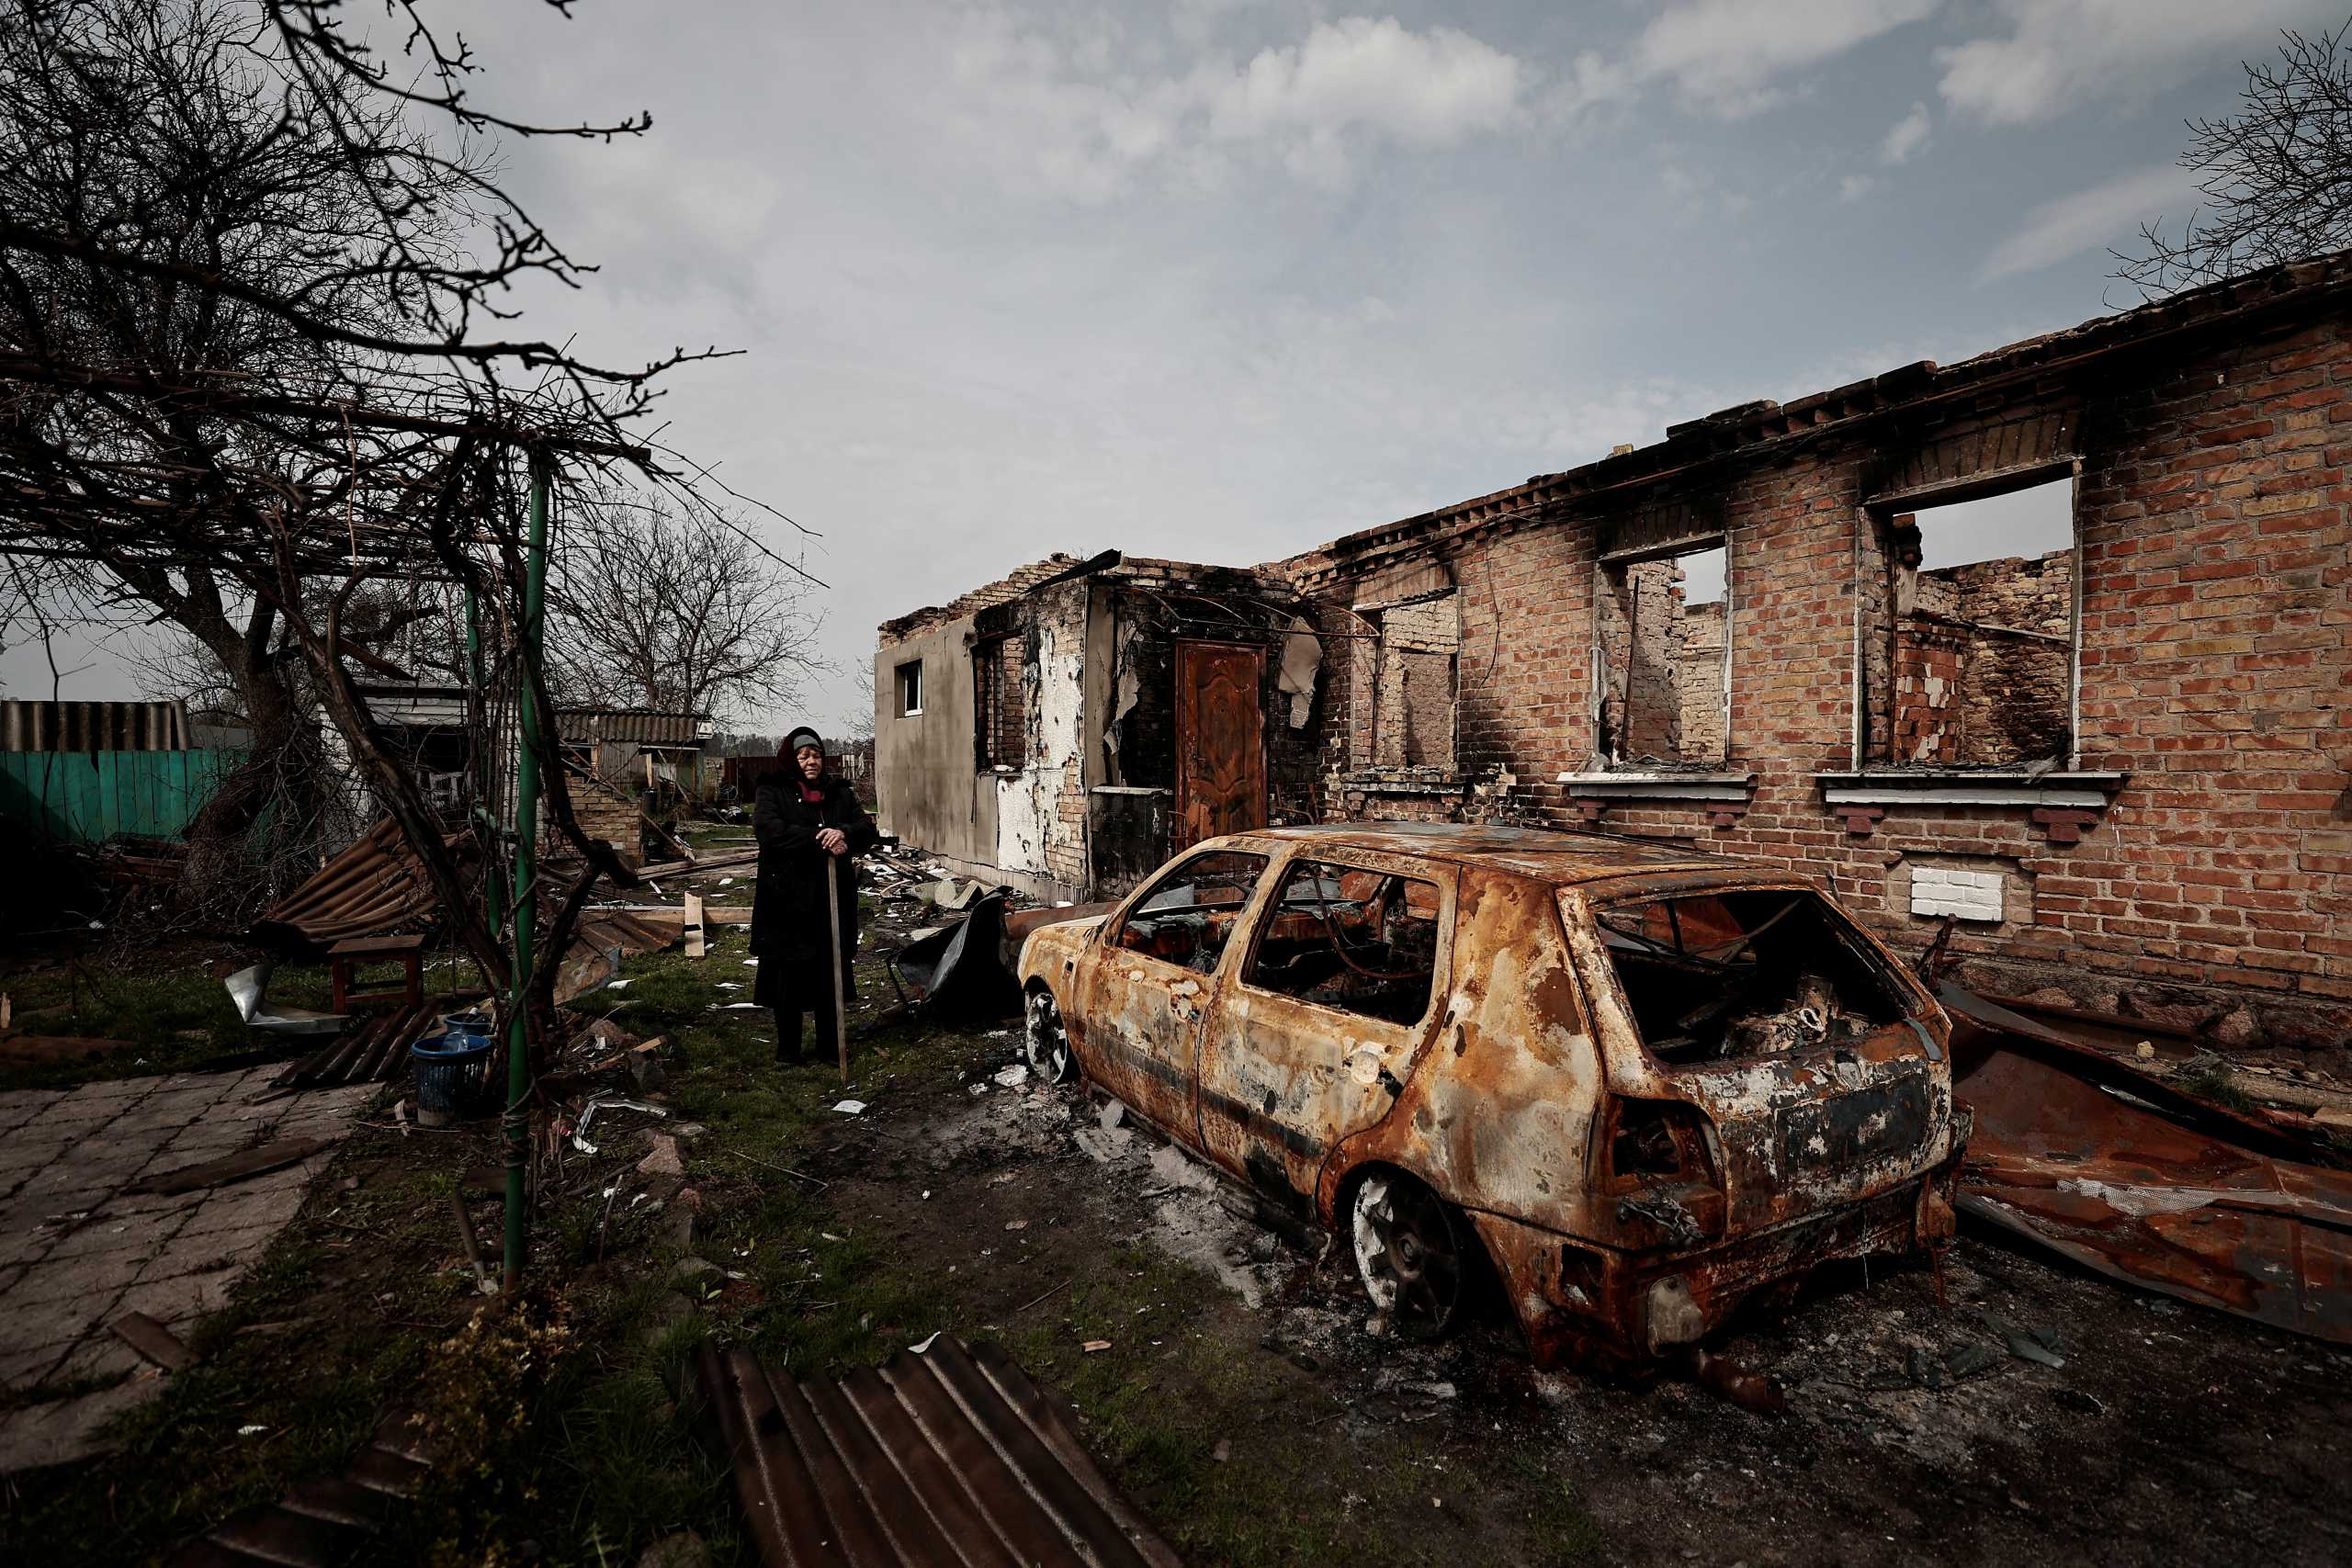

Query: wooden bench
<box><xmin>327</xmin><ymin>933</ymin><xmax>426</xmax><ymax>1013</ymax></box>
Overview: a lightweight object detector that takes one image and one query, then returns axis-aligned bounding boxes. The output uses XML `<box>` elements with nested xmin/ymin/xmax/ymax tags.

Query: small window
<box><xmin>1876</xmin><ymin>478</ymin><xmax>2073</xmax><ymax>766</ymax></box>
<box><xmin>1597</xmin><ymin>542</ymin><xmax>1726</xmax><ymax>766</ymax></box>
<box><xmin>1590</xmin><ymin>888</ymin><xmax>1912</xmax><ymax>1066</ymax></box>
<box><xmin>896</xmin><ymin>660</ymin><xmax>923</xmax><ymax>717</ymax></box>
<box><xmin>974</xmin><ymin>636</ymin><xmax>1025</xmax><ymax>770</ymax></box>
<box><xmin>1245</xmin><ymin>859</ymin><xmax>1441</xmax><ymax>1027</ymax></box>
<box><xmin>1110</xmin><ymin>850</ymin><xmax>1270</xmax><ymax>974</ymax></box>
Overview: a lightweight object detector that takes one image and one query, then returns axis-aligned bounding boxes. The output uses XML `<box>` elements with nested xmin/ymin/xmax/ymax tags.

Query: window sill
<box><xmin>1815</xmin><ymin>770</ymin><xmax>2125</xmax><ymax>808</ymax></box>
<box><xmin>1555</xmin><ymin>770</ymin><xmax>1755</xmax><ymax>804</ymax></box>
<box><xmin>1334</xmin><ymin>771</ymin><xmax>1464</xmax><ymax>797</ymax></box>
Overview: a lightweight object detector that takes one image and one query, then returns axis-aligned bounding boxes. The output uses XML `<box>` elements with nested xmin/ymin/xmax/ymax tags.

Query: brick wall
<box><xmin>1893</xmin><ymin>550</ymin><xmax>2073</xmax><ymax>763</ymax></box>
<box><xmin>1284</xmin><ymin>298</ymin><xmax>2352</xmax><ymax>1051</ymax></box>
<box><xmin>1675</xmin><ymin>599</ymin><xmax>1726</xmax><ymax>761</ymax></box>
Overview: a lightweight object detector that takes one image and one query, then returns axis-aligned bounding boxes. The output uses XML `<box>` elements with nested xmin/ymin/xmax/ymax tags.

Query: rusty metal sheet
<box><xmin>1170</xmin><ymin>641</ymin><xmax>1264</xmax><ymax>851</ymax></box>
<box><xmin>1950</xmin><ymin>984</ymin><xmax>2352</xmax><ymax>1344</ymax></box>
<box><xmin>555</xmin><ymin>707</ymin><xmax>708</xmax><ymax>745</ymax></box>
<box><xmin>167</xmin><ymin>1409</ymin><xmax>434</xmax><ymax>1565</ymax></box>
<box><xmin>273</xmin><ymin>1006</ymin><xmax>432</xmax><ymax>1090</ymax></box>
<box><xmin>254</xmin><ymin>818</ymin><xmax>473</xmax><ymax>949</ymax></box>
<box><xmin>696</xmin><ymin>1337</ymin><xmax>1180</xmax><ymax>1568</ymax></box>
<box><xmin>0</xmin><ymin>697</ymin><xmax>190</xmax><ymax>751</ymax></box>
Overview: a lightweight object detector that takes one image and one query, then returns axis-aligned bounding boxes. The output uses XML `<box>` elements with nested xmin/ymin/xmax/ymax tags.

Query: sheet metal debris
<box><xmin>695</xmin><ymin>1337</ymin><xmax>1179</xmax><ymax>1568</ymax></box>
<box><xmin>272</xmin><ymin>1007</ymin><xmax>432</xmax><ymax>1090</ymax></box>
<box><xmin>225</xmin><ymin>962</ymin><xmax>347</xmax><ymax>1036</ymax></box>
<box><xmin>164</xmin><ymin>1408</ymin><xmax>437</xmax><ymax>1566</ymax></box>
<box><xmin>1948</xmin><ymin>982</ymin><xmax>2352</xmax><ymax>1345</ymax></box>
<box><xmin>252</xmin><ymin>818</ymin><xmax>472</xmax><ymax>950</ymax></box>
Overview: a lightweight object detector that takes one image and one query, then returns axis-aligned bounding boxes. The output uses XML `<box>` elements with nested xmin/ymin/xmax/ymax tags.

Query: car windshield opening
<box><xmin>1593</xmin><ymin>889</ymin><xmax>1909</xmax><ymax>1064</ymax></box>
<box><xmin>1247</xmin><ymin>861</ymin><xmax>1440</xmax><ymax>1027</ymax></box>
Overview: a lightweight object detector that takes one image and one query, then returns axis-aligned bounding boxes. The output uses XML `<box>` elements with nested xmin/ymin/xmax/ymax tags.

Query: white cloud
<box><xmin>1840</xmin><ymin>173</ymin><xmax>1878</xmax><ymax>202</ymax></box>
<box><xmin>1939</xmin><ymin>0</ymin><xmax>2341</xmax><ymax>125</ymax></box>
<box><xmin>933</xmin><ymin>11</ymin><xmax>1540</xmax><ymax>198</ymax></box>
<box><xmin>1979</xmin><ymin>161</ymin><xmax>2206</xmax><ymax>281</ymax></box>
<box><xmin>1212</xmin><ymin>17</ymin><xmax>1530</xmax><ymax>149</ymax></box>
<box><xmin>1880</xmin><ymin>100</ymin><xmax>1931</xmax><ymax>164</ymax></box>
<box><xmin>1633</xmin><ymin>0</ymin><xmax>1941</xmax><ymax>116</ymax></box>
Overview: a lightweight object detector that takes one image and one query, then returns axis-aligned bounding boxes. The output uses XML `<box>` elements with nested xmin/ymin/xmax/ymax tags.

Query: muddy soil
<box><xmin>798</xmin><ymin>1031</ymin><xmax>2352</xmax><ymax>1567</ymax></box>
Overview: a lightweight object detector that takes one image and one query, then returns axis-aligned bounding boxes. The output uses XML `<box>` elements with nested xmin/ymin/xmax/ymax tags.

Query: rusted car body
<box><xmin>1016</xmin><ymin>824</ymin><xmax>1964</xmax><ymax>1367</ymax></box>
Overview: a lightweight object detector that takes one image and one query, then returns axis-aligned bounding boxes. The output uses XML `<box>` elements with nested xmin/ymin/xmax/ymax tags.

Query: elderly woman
<box><xmin>752</xmin><ymin>727</ymin><xmax>879</xmax><ymax>1066</ymax></box>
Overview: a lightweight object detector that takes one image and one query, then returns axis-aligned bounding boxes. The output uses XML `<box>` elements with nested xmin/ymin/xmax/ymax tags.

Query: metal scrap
<box><xmin>1948</xmin><ymin>982</ymin><xmax>2352</xmax><ymax>1345</ymax></box>
<box><xmin>225</xmin><ymin>962</ymin><xmax>347</xmax><ymax>1036</ymax></box>
<box><xmin>251</xmin><ymin>817</ymin><xmax>472</xmax><ymax>949</ymax></box>
<box><xmin>272</xmin><ymin>1006</ymin><xmax>432</xmax><ymax>1090</ymax></box>
<box><xmin>695</xmin><ymin>1337</ymin><xmax>1180</xmax><ymax>1568</ymax></box>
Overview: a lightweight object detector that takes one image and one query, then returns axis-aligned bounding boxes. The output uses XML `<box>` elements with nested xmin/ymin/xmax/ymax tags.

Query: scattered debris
<box><xmin>224</xmin><ymin>962</ymin><xmax>346</xmax><ymax>1036</ymax></box>
<box><xmin>1081</xmin><ymin>1340</ymin><xmax>1112</xmax><ymax>1353</ymax></box>
<box><xmin>126</xmin><ymin>1136</ymin><xmax>334</xmax><ymax>1197</ymax></box>
<box><xmin>832</xmin><ymin>1100</ymin><xmax>866</xmax><ymax>1116</ymax></box>
<box><xmin>108</xmin><ymin>1313</ymin><xmax>192</xmax><ymax>1372</ymax></box>
<box><xmin>1950</xmin><ymin>983</ymin><xmax>2352</xmax><ymax>1344</ymax></box>
<box><xmin>695</xmin><ymin>1338</ymin><xmax>1178</xmax><ymax>1567</ymax></box>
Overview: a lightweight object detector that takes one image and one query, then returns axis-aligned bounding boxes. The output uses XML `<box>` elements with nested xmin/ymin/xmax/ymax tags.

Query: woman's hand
<box><xmin>816</xmin><ymin>827</ymin><xmax>848</xmax><ymax>855</ymax></box>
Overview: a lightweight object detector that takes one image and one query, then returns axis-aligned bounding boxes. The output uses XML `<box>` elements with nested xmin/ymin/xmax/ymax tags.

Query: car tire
<box><xmin>1023</xmin><ymin>987</ymin><xmax>1076</xmax><ymax>1084</ymax></box>
<box><xmin>1350</xmin><ymin>1170</ymin><xmax>1468</xmax><ymax>1338</ymax></box>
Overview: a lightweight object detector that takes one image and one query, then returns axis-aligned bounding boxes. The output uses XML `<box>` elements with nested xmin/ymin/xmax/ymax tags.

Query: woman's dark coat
<box><xmin>750</xmin><ymin>773</ymin><xmax>881</xmax><ymax>990</ymax></box>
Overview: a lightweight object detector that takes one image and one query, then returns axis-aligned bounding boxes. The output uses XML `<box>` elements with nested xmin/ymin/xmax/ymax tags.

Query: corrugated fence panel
<box><xmin>0</xmin><ymin>750</ymin><xmax>245</xmax><ymax>844</ymax></box>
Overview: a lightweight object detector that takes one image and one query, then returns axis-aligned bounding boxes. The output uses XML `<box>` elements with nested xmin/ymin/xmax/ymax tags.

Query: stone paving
<box><xmin>0</xmin><ymin>1066</ymin><xmax>376</xmax><ymax>1472</ymax></box>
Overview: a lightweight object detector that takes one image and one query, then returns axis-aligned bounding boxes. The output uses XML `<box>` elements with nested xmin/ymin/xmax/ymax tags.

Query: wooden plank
<box><xmin>110</xmin><ymin>1310</ymin><xmax>194</xmax><ymax>1371</ymax></box>
<box><xmin>684</xmin><ymin>892</ymin><xmax>707</xmax><ymax>959</ymax></box>
<box><xmin>125</xmin><ymin>1135</ymin><xmax>334</xmax><ymax>1196</ymax></box>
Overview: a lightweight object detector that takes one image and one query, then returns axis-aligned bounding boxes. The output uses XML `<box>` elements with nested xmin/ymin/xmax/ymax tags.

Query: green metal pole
<box><xmin>463</xmin><ymin>583</ymin><xmax>504</xmax><ymax>945</ymax></box>
<box><xmin>503</xmin><ymin>451</ymin><xmax>549</xmax><ymax>1292</ymax></box>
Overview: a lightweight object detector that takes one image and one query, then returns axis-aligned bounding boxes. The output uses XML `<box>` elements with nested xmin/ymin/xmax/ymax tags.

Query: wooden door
<box><xmin>1173</xmin><ymin>641</ymin><xmax>1266</xmax><ymax>850</ymax></box>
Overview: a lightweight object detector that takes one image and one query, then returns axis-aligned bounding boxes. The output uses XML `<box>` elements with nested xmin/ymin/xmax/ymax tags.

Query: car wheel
<box><xmin>1023</xmin><ymin>987</ymin><xmax>1075</xmax><ymax>1084</ymax></box>
<box><xmin>1351</xmin><ymin>1171</ymin><xmax>1466</xmax><ymax>1337</ymax></box>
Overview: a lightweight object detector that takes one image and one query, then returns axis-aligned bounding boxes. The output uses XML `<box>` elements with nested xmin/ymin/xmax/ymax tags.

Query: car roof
<box><xmin>1226</xmin><ymin>823</ymin><xmax>1758</xmax><ymax>887</ymax></box>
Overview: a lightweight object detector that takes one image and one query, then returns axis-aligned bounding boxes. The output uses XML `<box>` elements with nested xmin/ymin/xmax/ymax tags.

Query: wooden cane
<box><xmin>825</xmin><ymin>852</ymin><xmax>850</xmax><ymax>1085</ymax></box>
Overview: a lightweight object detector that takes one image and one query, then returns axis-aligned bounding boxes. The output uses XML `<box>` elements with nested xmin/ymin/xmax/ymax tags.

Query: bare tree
<box><xmin>548</xmin><ymin>491</ymin><xmax>823</xmax><ymax>725</ymax></box>
<box><xmin>2117</xmin><ymin>16</ymin><xmax>2352</xmax><ymax>295</ymax></box>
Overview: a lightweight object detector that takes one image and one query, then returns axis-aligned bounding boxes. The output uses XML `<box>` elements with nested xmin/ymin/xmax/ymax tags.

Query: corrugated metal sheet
<box><xmin>556</xmin><ymin>708</ymin><xmax>709</xmax><ymax>746</ymax></box>
<box><xmin>697</xmin><ymin>1337</ymin><xmax>1181</xmax><ymax>1568</ymax></box>
<box><xmin>0</xmin><ymin>749</ymin><xmax>245</xmax><ymax>843</ymax></box>
<box><xmin>254</xmin><ymin>818</ymin><xmax>472</xmax><ymax>949</ymax></box>
<box><xmin>272</xmin><ymin>1007</ymin><xmax>434</xmax><ymax>1091</ymax></box>
<box><xmin>0</xmin><ymin>698</ymin><xmax>192</xmax><ymax>751</ymax></box>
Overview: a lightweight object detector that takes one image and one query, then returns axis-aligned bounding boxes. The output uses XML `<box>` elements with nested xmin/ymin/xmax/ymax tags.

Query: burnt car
<box><xmin>1016</xmin><ymin>824</ymin><xmax>1964</xmax><ymax>1368</ymax></box>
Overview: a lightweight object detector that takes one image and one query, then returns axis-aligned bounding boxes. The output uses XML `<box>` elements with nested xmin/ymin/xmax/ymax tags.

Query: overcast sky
<box><xmin>5</xmin><ymin>0</ymin><xmax>2337</xmax><ymax>735</ymax></box>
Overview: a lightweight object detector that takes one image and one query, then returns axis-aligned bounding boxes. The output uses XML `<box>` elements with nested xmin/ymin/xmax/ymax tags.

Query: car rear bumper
<box><xmin>1467</xmin><ymin>1131</ymin><xmax>1964</xmax><ymax>1369</ymax></box>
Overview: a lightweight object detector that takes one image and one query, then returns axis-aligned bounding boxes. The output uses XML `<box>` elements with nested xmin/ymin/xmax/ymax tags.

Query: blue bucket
<box><xmin>413</xmin><ymin>1011</ymin><xmax>497</xmax><ymax>1122</ymax></box>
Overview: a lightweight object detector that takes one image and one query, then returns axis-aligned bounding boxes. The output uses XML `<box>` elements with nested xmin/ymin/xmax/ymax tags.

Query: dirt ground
<box><xmin>803</xmin><ymin>1025</ymin><xmax>2352</xmax><ymax>1568</ymax></box>
<box><xmin>7</xmin><ymin>887</ymin><xmax>2348</xmax><ymax>1566</ymax></box>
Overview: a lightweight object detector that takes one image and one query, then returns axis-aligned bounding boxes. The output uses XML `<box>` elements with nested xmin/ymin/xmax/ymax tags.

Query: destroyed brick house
<box><xmin>876</xmin><ymin>253</ymin><xmax>2352</xmax><ymax>1049</ymax></box>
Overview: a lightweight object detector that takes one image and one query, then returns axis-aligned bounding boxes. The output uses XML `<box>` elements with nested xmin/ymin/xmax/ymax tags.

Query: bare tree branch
<box><xmin>2115</xmin><ymin>16</ymin><xmax>2352</xmax><ymax>296</ymax></box>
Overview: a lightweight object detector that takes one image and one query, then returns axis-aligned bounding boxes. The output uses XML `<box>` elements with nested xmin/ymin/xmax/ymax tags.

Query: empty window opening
<box><xmin>1597</xmin><ymin>542</ymin><xmax>1726</xmax><ymax>766</ymax></box>
<box><xmin>1111</xmin><ymin>850</ymin><xmax>1270</xmax><ymax>974</ymax></box>
<box><xmin>974</xmin><ymin>635</ymin><xmax>1025</xmax><ymax>770</ymax></box>
<box><xmin>1882</xmin><ymin>479</ymin><xmax>2073</xmax><ymax>767</ymax></box>
<box><xmin>1369</xmin><ymin>593</ymin><xmax>1458</xmax><ymax>770</ymax></box>
<box><xmin>1244</xmin><ymin>860</ymin><xmax>1442</xmax><ymax>1027</ymax></box>
<box><xmin>1591</xmin><ymin>888</ymin><xmax>1911</xmax><ymax>1066</ymax></box>
<box><xmin>896</xmin><ymin>660</ymin><xmax>923</xmax><ymax>718</ymax></box>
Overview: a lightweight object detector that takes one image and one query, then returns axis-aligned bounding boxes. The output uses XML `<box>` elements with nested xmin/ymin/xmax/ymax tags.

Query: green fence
<box><xmin>0</xmin><ymin>750</ymin><xmax>248</xmax><ymax>844</ymax></box>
